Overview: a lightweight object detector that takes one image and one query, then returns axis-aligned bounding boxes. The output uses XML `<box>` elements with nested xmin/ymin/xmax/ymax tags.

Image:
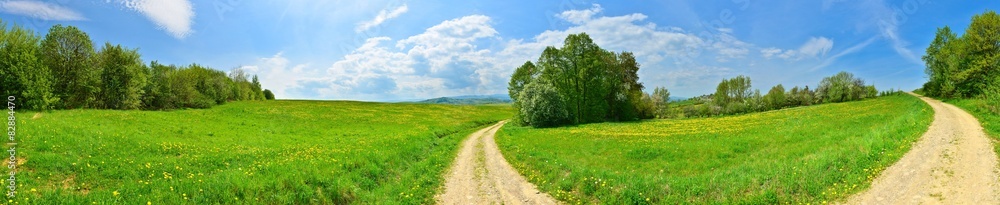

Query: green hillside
<box><xmin>14</xmin><ymin>101</ymin><xmax>513</xmax><ymax>204</ymax></box>
<box><xmin>497</xmin><ymin>94</ymin><xmax>933</xmax><ymax>204</ymax></box>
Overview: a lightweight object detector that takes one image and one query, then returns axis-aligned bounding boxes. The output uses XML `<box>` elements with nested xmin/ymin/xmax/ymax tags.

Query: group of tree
<box><xmin>1</xmin><ymin>21</ymin><xmax>274</xmax><ymax>110</ymax></box>
<box><xmin>509</xmin><ymin>33</ymin><xmax>657</xmax><ymax>127</ymax></box>
<box><xmin>921</xmin><ymin>10</ymin><xmax>1000</xmax><ymax>113</ymax></box>
<box><xmin>680</xmin><ymin>71</ymin><xmax>883</xmax><ymax>117</ymax></box>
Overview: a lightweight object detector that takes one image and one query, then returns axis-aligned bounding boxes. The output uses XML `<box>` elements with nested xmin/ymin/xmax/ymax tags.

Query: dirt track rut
<box><xmin>846</xmin><ymin>93</ymin><xmax>1000</xmax><ymax>204</ymax></box>
<box><xmin>437</xmin><ymin>121</ymin><xmax>558</xmax><ymax>205</ymax></box>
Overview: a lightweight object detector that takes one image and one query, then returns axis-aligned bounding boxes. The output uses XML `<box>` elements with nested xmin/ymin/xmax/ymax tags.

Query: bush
<box><xmin>985</xmin><ymin>79</ymin><xmax>1000</xmax><ymax>114</ymax></box>
<box><xmin>519</xmin><ymin>81</ymin><xmax>570</xmax><ymax>128</ymax></box>
<box><xmin>263</xmin><ymin>89</ymin><xmax>275</xmax><ymax>100</ymax></box>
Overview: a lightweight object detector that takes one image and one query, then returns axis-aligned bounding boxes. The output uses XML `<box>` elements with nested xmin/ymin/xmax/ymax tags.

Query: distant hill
<box><xmin>416</xmin><ymin>94</ymin><xmax>512</xmax><ymax>105</ymax></box>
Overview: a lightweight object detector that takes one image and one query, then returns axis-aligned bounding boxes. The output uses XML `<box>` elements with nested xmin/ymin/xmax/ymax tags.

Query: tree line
<box><xmin>1</xmin><ymin>21</ymin><xmax>274</xmax><ymax>111</ymax></box>
<box><xmin>921</xmin><ymin>10</ymin><xmax>999</xmax><ymax>113</ymax></box>
<box><xmin>679</xmin><ymin>71</ymin><xmax>883</xmax><ymax>118</ymax></box>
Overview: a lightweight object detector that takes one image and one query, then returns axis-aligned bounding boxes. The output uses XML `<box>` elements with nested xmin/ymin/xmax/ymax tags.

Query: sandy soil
<box><xmin>436</xmin><ymin>121</ymin><xmax>559</xmax><ymax>205</ymax></box>
<box><xmin>846</xmin><ymin>93</ymin><xmax>1000</xmax><ymax>204</ymax></box>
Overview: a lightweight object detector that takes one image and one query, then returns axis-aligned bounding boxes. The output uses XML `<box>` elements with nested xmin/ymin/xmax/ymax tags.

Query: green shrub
<box><xmin>984</xmin><ymin>79</ymin><xmax>1000</xmax><ymax>114</ymax></box>
<box><xmin>263</xmin><ymin>89</ymin><xmax>275</xmax><ymax>100</ymax></box>
<box><xmin>519</xmin><ymin>80</ymin><xmax>569</xmax><ymax>128</ymax></box>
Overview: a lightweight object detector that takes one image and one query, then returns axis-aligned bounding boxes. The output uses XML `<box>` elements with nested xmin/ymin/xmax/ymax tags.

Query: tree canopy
<box><xmin>509</xmin><ymin>33</ymin><xmax>649</xmax><ymax>127</ymax></box>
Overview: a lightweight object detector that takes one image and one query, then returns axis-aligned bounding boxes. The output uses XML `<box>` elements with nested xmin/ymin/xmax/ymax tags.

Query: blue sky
<box><xmin>1</xmin><ymin>0</ymin><xmax>997</xmax><ymax>101</ymax></box>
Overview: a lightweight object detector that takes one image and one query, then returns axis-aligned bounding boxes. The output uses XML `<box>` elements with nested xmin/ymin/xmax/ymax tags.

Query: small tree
<box><xmin>764</xmin><ymin>84</ymin><xmax>786</xmax><ymax>110</ymax></box>
<box><xmin>519</xmin><ymin>80</ymin><xmax>569</xmax><ymax>128</ymax></box>
<box><xmin>652</xmin><ymin>86</ymin><xmax>670</xmax><ymax>118</ymax></box>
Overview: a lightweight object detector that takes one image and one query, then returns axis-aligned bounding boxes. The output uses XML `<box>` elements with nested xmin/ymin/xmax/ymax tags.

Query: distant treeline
<box><xmin>0</xmin><ymin>21</ymin><xmax>274</xmax><ymax>110</ymax></box>
<box><xmin>676</xmin><ymin>71</ymin><xmax>892</xmax><ymax>118</ymax></box>
<box><xmin>920</xmin><ymin>10</ymin><xmax>999</xmax><ymax>113</ymax></box>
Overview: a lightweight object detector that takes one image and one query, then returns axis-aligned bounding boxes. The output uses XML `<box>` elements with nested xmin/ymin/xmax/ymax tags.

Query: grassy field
<box><xmin>9</xmin><ymin>100</ymin><xmax>512</xmax><ymax>204</ymax></box>
<box><xmin>945</xmin><ymin>98</ymin><xmax>1000</xmax><ymax>156</ymax></box>
<box><xmin>497</xmin><ymin>94</ymin><xmax>933</xmax><ymax>204</ymax></box>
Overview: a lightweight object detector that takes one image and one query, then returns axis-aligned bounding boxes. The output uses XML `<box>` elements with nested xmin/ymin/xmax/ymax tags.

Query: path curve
<box><xmin>846</xmin><ymin>93</ymin><xmax>1000</xmax><ymax>204</ymax></box>
<box><xmin>437</xmin><ymin>121</ymin><xmax>559</xmax><ymax>205</ymax></box>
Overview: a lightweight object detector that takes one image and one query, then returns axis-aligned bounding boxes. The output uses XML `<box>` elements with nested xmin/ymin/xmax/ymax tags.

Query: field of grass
<box><xmin>9</xmin><ymin>100</ymin><xmax>512</xmax><ymax>204</ymax></box>
<box><xmin>497</xmin><ymin>95</ymin><xmax>933</xmax><ymax>204</ymax></box>
<box><xmin>945</xmin><ymin>98</ymin><xmax>1000</xmax><ymax>156</ymax></box>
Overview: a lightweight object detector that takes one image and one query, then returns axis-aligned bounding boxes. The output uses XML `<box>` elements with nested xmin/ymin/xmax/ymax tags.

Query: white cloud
<box><xmin>531</xmin><ymin>4</ymin><xmax>704</xmax><ymax>66</ymax></box>
<box><xmin>250</xmin><ymin>4</ymin><xmax>763</xmax><ymax>100</ymax></box>
<box><xmin>238</xmin><ymin>52</ymin><xmax>315</xmax><ymax>99</ymax></box>
<box><xmin>861</xmin><ymin>0</ymin><xmax>924</xmax><ymax>65</ymax></box>
<box><xmin>120</xmin><ymin>0</ymin><xmax>195</xmax><ymax>39</ymax></box>
<box><xmin>556</xmin><ymin>4</ymin><xmax>602</xmax><ymax>24</ymax></box>
<box><xmin>761</xmin><ymin>36</ymin><xmax>833</xmax><ymax>60</ymax></box>
<box><xmin>356</xmin><ymin>4</ymin><xmax>408</xmax><ymax>32</ymax></box>
<box><xmin>0</xmin><ymin>1</ymin><xmax>85</xmax><ymax>21</ymax></box>
<box><xmin>321</xmin><ymin>15</ymin><xmax>504</xmax><ymax>100</ymax></box>
<box><xmin>810</xmin><ymin>36</ymin><xmax>876</xmax><ymax>71</ymax></box>
<box><xmin>798</xmin><ymin>37</ymin><xmax>833</xmax><ymax>57</ymax></box>
<box><xmin>711</xmin><ymin>29</ymin><xmax>751</xmax><ymax>62</ymax></box>
<box><xmin>760</xmin><ymin>48</ymin><xmax>782</xmax><ymax>58</ymax></box>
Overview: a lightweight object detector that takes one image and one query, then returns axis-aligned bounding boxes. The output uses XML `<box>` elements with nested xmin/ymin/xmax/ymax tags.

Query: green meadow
<box><xmin>12</xmin><ymin>100</ymin><xmax>512</xmax><ymax>204</ymax></box>
<box><xmin>497</xmin><ymin>94</ymin><xmax>933</xmax><ymax>204</ymax></box>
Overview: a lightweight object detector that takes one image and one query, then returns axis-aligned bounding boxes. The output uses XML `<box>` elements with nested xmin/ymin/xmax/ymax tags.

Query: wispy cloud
<box><xmin>119</xmin><ymin>0</ymin><xmax>195</xmax><ymax>39</ymax></box>
<box><xmin>862</xmin><ymin>0</ymin><xmax>925</xmax><ymax>65</ymax></box>
<box><xmin>810</xmin><ymin>36</ymin><xmax>877</xmax><ymax>71</ymax></box>
<box><xmin>0</xmin><ymin>1</ymin><xmax>85</xmax><ymax>21</ymax></box>
<box><xmin>356</xmin><ymin>4</ymin><xmax>408</xmax><ymax>33</ymax></box>
<box><xmin>761</xmin><ymin>37</ymin><xmax>834</xmax><ymax>60</ymax></box>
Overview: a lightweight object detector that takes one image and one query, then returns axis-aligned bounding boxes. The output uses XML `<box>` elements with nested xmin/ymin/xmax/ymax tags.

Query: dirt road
<box><xmin>437</xmin><ymin>121</ymin><xmax>559</xmax><ymax>205</ymax></box>
<box><xmin>846</xmin><ymin>93</ymin><xmax>1000</xmax><ymax>204</ymax></box>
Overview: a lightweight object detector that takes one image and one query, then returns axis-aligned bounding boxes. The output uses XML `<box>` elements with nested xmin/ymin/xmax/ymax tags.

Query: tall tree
<box><xmin>509</xmin><ymin>61</ymin><xmax>538</xmax><ymax>103</ymax></box>
<box><xmin>0</xmin><ymin>22</ymin><xmax>58</xmax><ymax>110</ymax></box>
<box><xmin>957</xmin><ymin>10</ymin><xmax>1000</xmax><ymax>97</ymax></box>
<box><xmin>714</xmin><ymin>75</ymin><xmax>751</xmax><ymax>107</ymax></box>
<box><xmin>251</xmin><ymin>75</ymin><xmax>264</xmax><ymax>100</ymax></box>
<box><xmin>922</xmin><ymin>26</ymin><xmax>957</xmax><ymax>97</ymax></box>
<box><xmin>40</xmin><ymin>24</ymin><xmax>99</xmax><ymax>109</ymax></box>
<box><xmin>143</xmin><ymin>61</ymin><xmax>178</xmax><ymax>109</ymax></box>
<box><xmin>97</xmin><ymin>43</ymin><xmax>147</xmax><ymax>109</ymax></box>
